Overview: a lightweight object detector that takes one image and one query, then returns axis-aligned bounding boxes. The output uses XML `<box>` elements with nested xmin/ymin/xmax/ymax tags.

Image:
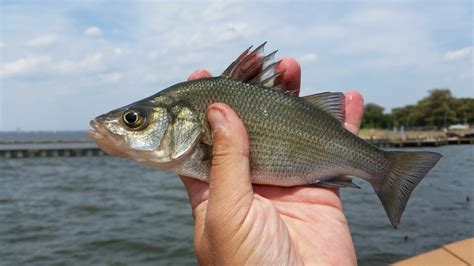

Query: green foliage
<box><xmin>453</xmin><ymin>97</ymin><xmax>474</xmax><ymax>125</ymax></box>
<box><xmin>362</xmin><ymin>89</ymin><xmax>474</xmax><ymax>129</ymax></box>
<box><xmin>361</xmin><ymin>103</ymin><xmax>391</xmax><ymax>129</ymax></box>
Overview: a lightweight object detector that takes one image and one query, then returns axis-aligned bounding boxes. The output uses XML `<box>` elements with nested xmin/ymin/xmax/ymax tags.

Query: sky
<box><xmin>0</xmin><ymin>0</ymin><xmax>472</xmax><ymax>131</ymax></box>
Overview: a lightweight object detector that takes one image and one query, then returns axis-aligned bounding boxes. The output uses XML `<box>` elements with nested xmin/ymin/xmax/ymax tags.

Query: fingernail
<box><xmin>208</xmin><ymin>107</ymin><xmax>227</xmax><ymax>131</ymax></box>
<box><xmin>187</xmin><ymin>70</ymin><xmax>212</xmax><ymax>81</ymax></box>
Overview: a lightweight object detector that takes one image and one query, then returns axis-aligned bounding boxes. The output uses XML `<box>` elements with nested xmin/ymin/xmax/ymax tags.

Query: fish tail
<box><xmin>372</xmin><ymin>151</ymin><xmax>442</xmax><ymax>228</ymax></box>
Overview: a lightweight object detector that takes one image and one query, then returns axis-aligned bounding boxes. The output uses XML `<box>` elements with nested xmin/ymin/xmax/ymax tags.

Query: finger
<box><xmin>179</xmin><ymin>175</ymin><xmax>209</xmax><ymax>210</ymax></box>
<box><xmin>344</xmin><ymin>91</ymin><xmax>364</xmax><ymax>135</ymax></box>
<box><xmin>188</xmin><ymin>70</ymin><xmax>212</xmax><ymax>81</ymax></box>
<box><xmin>275</xmin><ymin>56</ymin><xmax>301</xmax><ymax>96</ymax></box>
<box><xmin>179</xmin><ymin>175</ymin><xmax>209</xmax><ymax>242</ymax></box>
<box><xmin>205</xmin><ymin>103</ymin><xmax>253</xmax><ymax>228</ymax></box>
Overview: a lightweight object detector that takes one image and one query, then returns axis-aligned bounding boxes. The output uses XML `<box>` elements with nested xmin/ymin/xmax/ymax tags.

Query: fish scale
<box><xmin>89</xmin><ymin>43</ymin><xmax>442</xmax><ymax>228</ymax></box>
<box><xmin>160</xmin><ymin>77</ymin><xmax>384</xmax><ymax>184</ymax></box>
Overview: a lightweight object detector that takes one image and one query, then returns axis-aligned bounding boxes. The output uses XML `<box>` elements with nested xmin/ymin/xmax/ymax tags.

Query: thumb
<box><xmin>206</xmin><ymin>103</ymin><xmax>253</xmax><ymax>228</ymax></box>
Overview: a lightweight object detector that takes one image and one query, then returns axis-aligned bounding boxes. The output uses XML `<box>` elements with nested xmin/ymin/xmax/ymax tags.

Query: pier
<box><xmin>0</xmin><ymin>141</ymin><xmax>104</xmax><ymax>158</ymax></box>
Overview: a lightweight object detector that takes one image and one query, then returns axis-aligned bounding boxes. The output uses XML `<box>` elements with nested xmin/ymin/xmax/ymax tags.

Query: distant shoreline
<box><xmin>359</xmin><ymin>128</ymin><xmax>472</xmax><ymax>140</ymax></box>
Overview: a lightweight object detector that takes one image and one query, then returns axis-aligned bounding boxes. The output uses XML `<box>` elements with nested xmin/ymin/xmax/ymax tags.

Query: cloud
<box><xmin>1</xmin><ymin>52</ymin><xmax>105</xmax><ymax>79</ymax></box>
<box><xmin>147</xmin><ymin>50</ymin><xmax>161</xmax><ymax>60</ymax></box>
<box><xmin>0</xmin><ymin>56</ymin><xmax>51</xmax><ymax>78</ymax></box>
<box><xmin>444</xmin><ymin>47</ymin><xmax>472</xmax><ymax>61</ymax></box>
<box><xmin>56</xmin><ymin>53</ymin><xmax>104</xmax><ymax>73</ymax></box>
<box><xmin>1</xmin><ymin>1</ymin><xmax>472</xmax><ymax>130</ymax></box>
<box><xmin>84</xmin><ymin>26</ymin><xmax>102</xmax><ymax>37</ymax></box>
<box><xmin>113</xmin><ymin>48</ymin><xmax>123</xmax><ymax>56</ymax></box>
<box><xmin>344</xmin><ymin>8</ymin><xmax>414</xmax><ymax>27</ymax></box>
<box><xmin>26</xmin><ymin>34</ymin><xmax>58</xmax><ymax>47</ymax></box>
<box><xmin>100</xmin><ymin>72</ymin><xmax>122</xmax><ymax>83</ymax></box>
<box><xmin>143</xmin><ymin>71</ymin><xmax>178</xmax><ymax>84</ymax></box>
<box><xmin>166</xmin><ymin>26</ymin><xmax>219</xmax><ymax>49</ymax></box>
<box><xmin>299</xmin><ymin>53</ymin><xmax>319</xmax><ymax>63</ymax></box>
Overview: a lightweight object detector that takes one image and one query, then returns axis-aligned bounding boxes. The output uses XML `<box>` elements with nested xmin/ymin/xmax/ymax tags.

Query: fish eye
<box><xmin>122</xmin><ymin>109</ymin><xmax>147</xmax><ymax>130</ymax></box>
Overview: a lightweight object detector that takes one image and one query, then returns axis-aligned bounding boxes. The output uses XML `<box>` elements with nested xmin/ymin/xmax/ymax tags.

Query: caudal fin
<box><xmin>372</xmin><ymin>151</ymin><xmax>442</xmax><ymax>228</ymax></box>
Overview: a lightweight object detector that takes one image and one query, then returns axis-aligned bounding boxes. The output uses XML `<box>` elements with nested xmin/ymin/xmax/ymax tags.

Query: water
<box><xmin>0</xmin><ymin>133</ymin><xmax>472</xmax><ymax>265</ymax></box>
<box><xmin>342</xmin><ymin>145</ymin><xmax>473</xmax><ymax>264</ymax></box>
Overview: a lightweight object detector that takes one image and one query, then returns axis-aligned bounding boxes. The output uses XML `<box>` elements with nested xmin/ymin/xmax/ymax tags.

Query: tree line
<box><xmin>361</xmin><ymin>89</ymin><xmax>474</xmax><ymax>130</ymax></box>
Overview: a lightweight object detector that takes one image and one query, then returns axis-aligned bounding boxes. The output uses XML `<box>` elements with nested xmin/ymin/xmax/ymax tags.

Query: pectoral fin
<box><xmin>201</xmin><ymin>143</ymin><xmax>213</xmax><ymax>162</ymax></box>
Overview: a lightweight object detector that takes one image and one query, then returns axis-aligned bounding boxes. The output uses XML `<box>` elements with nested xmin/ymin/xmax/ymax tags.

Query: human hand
<box><xmin>181</xmin><ymin>57</ymin><xmax>363</xmax><ymax>265</ymax></box>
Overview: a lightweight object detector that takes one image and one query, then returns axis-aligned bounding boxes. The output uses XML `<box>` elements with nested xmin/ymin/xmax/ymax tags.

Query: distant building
<box><xmin>448</xmin><ymin>124</ymin><xmax>469</xmax><ymax>130</ymax></box>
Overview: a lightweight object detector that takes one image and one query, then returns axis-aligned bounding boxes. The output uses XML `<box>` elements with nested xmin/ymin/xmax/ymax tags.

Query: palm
<box><xmin>183</xmin><ymin>59</ymin><xmax>362</xmax><ymax>265</ymax></box>
<box><xmin>260</xmin><ymin>186</ymin><xmax>355</xmax><ymax>264</ymax></box>
<box><xmin>182</xmin><ymin>178</ymin><xmax>356</xmax><ymax>265</ymax></box>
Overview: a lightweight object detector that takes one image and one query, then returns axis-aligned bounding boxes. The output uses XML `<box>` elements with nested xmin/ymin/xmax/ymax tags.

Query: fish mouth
<box><xmin>88</xmin><ymin>120</ymin><xmax>106</xmax><ymax>140</ymax></box>
<box><xmin>88</xmin><ymin>119</ymin><xmax>131</xmax><ymax>159</ymax></box>
<box><xmin>87</xmin><ymin>118</ymin><xmax>171</xmax><ymax>165</ymax></box>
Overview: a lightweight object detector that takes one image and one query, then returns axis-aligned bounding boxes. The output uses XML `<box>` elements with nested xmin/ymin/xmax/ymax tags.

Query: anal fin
<box><xmin>312</xmin><ymin>176</ymin><xmax>360</xmax><ymax>189</ymax></box>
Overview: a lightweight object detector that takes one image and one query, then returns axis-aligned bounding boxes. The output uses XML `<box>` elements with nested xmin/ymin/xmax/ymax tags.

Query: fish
<box><xmin>89</xmin><ymin>42</ymin><xmax>442</xmax><ymax>228</ymax></box>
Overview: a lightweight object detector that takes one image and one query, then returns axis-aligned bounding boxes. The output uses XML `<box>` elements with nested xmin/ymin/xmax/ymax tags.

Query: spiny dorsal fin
<box><xmin>303</xmin><ymin>92</ymin><xmax>345</xmax><ymax>124</ymax></box>
<box><xmin>221</xmin><ymin>42</ymin><xmax>285</xmax><ymax>89</ymax></box>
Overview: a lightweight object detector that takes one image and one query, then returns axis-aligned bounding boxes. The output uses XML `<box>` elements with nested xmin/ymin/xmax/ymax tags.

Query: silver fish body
<box><xmin>155</xmin><ymin>77</ymin><xmax>381</xmax><ymax>185</ymax></box>
<box><xmin>89</xmin><ymin>43</ymin><xmax>442</xmax><ymax>228</ymax></box>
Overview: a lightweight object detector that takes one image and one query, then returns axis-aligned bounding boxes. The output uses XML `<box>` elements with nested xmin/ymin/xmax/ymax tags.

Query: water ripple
<box><xmin>0</xmin><ymin>145</ymin><xmax>472</xmax><ymax>265</ymax></box>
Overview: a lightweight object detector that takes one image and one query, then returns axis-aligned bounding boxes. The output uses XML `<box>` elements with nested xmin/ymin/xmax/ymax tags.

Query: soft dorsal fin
<box><xmin>303</xmin><ymin>92</ymin><xmax>345</xmax><ymax>124</ymax></box>
<box><xmin>221</xmin><ymin>42</ymin><xmax>285</xmax><ymax>89</ymax></box>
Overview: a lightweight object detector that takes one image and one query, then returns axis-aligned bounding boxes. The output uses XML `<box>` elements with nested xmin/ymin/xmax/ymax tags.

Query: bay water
<box><xmin>0</xmin><ymin>132</ymin><xmax>472</xmax><ymax>265</ymax></box>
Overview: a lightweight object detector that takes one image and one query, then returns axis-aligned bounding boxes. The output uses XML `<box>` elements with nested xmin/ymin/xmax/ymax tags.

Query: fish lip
<box><xmin>88</xmin><ymin>120</ymin><xmax>119</xmax><ymax>156</ymax></box>
<box><xmin>88</xmin><ymin>119</ymin><xmax>99</xmax><ymax>132</ymax></box>
<box><xmin>89</xmin><ymin>118</ymin><xmax>105</xmax><ymax>131</ymax></box>
<box><xmin>87</xmin><ymin>118</ymin><xmax>127</xmax><ymax>153</ymax></box>
<box><xmin>87</xmin><ymin>119</ymin><xmax>107</xmax><ymax>140</ymax></box>
<box><xmin>89</xmin><ymin>119</ymin><xmax>99</xmax><ymax>129</ymax></box>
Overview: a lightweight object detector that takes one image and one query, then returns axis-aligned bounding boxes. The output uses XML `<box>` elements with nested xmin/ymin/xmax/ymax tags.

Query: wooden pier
<box><xmin>0</xmin><ymin>147</ymin><xmax>104</xmax><ymax>158</ymax></box>
<box><xmin>0</xmin><ymin>141</ymin><xmax>105</xmax><ymax>158</ymax></box>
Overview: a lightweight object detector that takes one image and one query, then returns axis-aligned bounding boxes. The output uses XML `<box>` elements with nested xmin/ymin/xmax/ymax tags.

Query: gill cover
<box><xmin>159</xmin><ymin>105</ymin><xmax>203</xmax><ymax>161</ymax></box>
